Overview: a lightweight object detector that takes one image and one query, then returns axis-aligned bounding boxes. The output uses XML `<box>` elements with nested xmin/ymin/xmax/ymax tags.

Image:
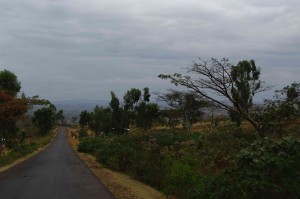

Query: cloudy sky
<box><xmin>0</xmin><ymin>0</ymin><xmax>299</xmax><ymax>101</ymax></box>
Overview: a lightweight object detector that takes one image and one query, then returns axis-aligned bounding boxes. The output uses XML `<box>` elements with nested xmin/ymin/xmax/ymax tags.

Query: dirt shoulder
<box><xmin>68</xmin><ymin>129</ymin><xmax>166</xmax><ymax>199</ymax></box>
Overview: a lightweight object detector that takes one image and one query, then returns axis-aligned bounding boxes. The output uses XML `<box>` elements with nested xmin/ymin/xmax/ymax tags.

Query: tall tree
<box><xmin>79</xmin><ymin>110</ymin><xmax>91</xmax><ymax>129</ymax></box>
<box><xmin>0</xmin><ymin>69</ymin><xmax>21</xmax><ymax>96</ymax></box>
<box><xmin>110</xmin><ymin>91</ymin><xmax>123</xmax><ymax>133</ymax></box>
<box><xmin>0</xmin><ymin>70</ymin><xmax>27</xmax><ymax>143</ymax></box>
<box><xmin>32</xmin><ymin>104</ymin><xmax>56</xmax><ymax>135</ymax></box>
<box><xmin>89</xmin><ymin>106</ymin><xmax>112</xmax><ymax>134</ymax></box>
<box><xmin>123</xmin><ymin>88</ymin><xmax>141</xmax><ymax>111</ymax></box>
<box><xmin>0</xmin><ymin>69</ymin><xmax>50</xmax><ymax>144</ymax></box>
<box><xmin>159</xmin><ymin>58</ymin><xmax>270</xmax><ymax>134</ymax></box>
<box><xmin>135</xmin><ymin>102</ymin><xmax>159</xmax><ymax>130</ymax></box>
<box><xmin>55</xmin><ymin>110</ymin><xmax>65</xmax><ymax>124</ymax></box>
<box><xmin>143</xmin><ymin>87</ymin><xmax>151</xmax><ymax>102</ymax></box>
<box><xmin>156</xmin><ymin>90</ymin><xmax>208</xmax><ymax>131</ymax></box>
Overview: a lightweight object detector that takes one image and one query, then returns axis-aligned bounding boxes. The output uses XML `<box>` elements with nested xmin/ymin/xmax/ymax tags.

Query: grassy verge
<box><xmin>68</xmin><ymin>128</ymin><xmax>165</xmax><ymax>199</ymax></box>
<box><xmin>0</xmin><ymin>128</ymin><xmax>57</xmax><ymax>172</ymax></box>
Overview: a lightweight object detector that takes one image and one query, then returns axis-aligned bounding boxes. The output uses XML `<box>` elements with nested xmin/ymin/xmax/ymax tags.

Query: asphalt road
<box><xmin>0</xmin><ymin>127</ymin><xmax>114</xmax><ymax>199</ymax></box>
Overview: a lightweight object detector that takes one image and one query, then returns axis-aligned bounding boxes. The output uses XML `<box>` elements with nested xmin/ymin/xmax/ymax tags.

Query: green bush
<box><xmin>95</xmin><ymin>136</ymin><xmax>137</xmax><ymax>172</ymax></box>
<box><xmin>78</xmin><ymin>128</ymin><xmax>88</xmax><ymax>138</ymax></box>
<box><xmin>165</xmin><ymin>162</ymin><xmax>196</xmax><ymax>198</ymax></box>
<box><xmin>78</xmin><ymin>129</ymin><xmax>263</xmax><ymax>198</ymax></box>
<box><xmin>77</xmin><ymin>137</ymin><xmax>106</xmax><ymax>154</ymax></box>
<box><xmin>189</xmin><ymin>137</ymin><xmax>300</xmax><ymax>199</ymax></box>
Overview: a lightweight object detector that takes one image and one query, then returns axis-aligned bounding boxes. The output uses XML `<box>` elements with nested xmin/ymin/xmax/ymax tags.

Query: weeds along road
<box><xmin>0</xmin><ymin>127</ymin><xmax>114</xmax><ymax>199</ymax></box>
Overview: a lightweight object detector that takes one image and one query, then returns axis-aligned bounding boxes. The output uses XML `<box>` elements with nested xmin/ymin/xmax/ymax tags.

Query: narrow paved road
<box><xmin>0</xmin><ymin>127</ymin><xmax>114</xmax><ymax>199</ymax></box>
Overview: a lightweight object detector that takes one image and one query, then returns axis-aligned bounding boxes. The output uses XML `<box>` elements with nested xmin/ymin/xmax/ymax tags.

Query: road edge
<box><xmin>67</xmin><ymin>128</ymin><xmax>166</xmax><ymax>199</ymax></box>
<box><xmin>0</xmin><ymin>128</ymin><xmax>58</xmax><ymax>173</ymax></box>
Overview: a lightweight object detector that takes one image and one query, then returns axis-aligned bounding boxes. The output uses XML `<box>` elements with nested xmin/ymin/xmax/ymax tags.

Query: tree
<box><xmin>0</xmin><ymin>69</ymin><xmax>49</xmax><ymax>144</ymax></box>
<box><xmin>254</xmin><ymin>82</ymin><xmax>300</xmax><ymax>136</ymax></box>
<box><xmin>32</xmin><ymin>104</ymin><xmax>56</xmax><ymax>135</ymax></box>
<box><xmin>143</xmin><ymin>87</ymin><xmax>151</xmax><ymax>102</ymax></box>
<box><xmin>123</xmin><ymin>88</ymin><xmax>142</xmax><ymax>126</ymax></box>
<box><xmin>0</xmin><ymin>69</ymin><xmax>21</xmax><ymax>96</ymax></box>
<box><xmin>79</xmin><ymin>110</ymin><xmax>91</xmax><ymax>129</ymax></box>
<box><xmin>159</xmin><ymin>58</ymin><xmax>270</xmax><ymax>135</ymax></box>
<box><xmin>110</xmin><ymin>91</ymin><xmax>123</xmax><ymax>133</ymax></box>
<box><xmin>55</xmin><ymin>109</ymin><xmax>65</xmax><ymax>124</ymax></box>
<box><xmin>156</xmin><ymin>90</ymin><xmax>208</xmax><ymax>131</ymax></box>
<box><xmin>123</xmin><ymin>88</ymin><xmax>141</xmax><ymax>111</ymax></box>
<box><xmin>136</xmin><ymin>102</ymin><xmax>159</xmax><ymax>130</ymax></box>
<box><xmin>89</xmin><ymin>105</ymin><xmax>112</xmax><ymax>134</ymax></box>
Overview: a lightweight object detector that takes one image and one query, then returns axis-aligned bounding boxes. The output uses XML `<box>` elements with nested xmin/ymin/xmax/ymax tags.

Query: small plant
<box><xmin>78</xmin><ymin>128</ymin><xmax>88</xmax><ymax>138</ymax></box>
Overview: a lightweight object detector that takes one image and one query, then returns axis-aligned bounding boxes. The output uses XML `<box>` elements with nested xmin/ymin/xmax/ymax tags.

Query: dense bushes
<box><xmin>78</xmin><ymin>128</ymin><xmax>300</xmax><ymax>198</ymax></box>
<box><xmin>78</xmin><ymin>128</ymin><xmax>259</xmax><ymax>198</ymax></box>
<box><xmin>77</xmin><ymin>137</ymin><xmax>106</xmax><ymax>154</ymax></box>
<box><xmin>189</xmin><ymin>137</ymin><xmax>300</xmax><ymax>199</ymax></box>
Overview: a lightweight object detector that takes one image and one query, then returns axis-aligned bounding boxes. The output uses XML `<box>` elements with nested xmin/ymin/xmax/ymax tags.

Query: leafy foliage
<box><xmin>77</xmin><ymin>137</ymin><xmax>106</xmax><ymax>153</ymax></box>
<box><xmin>189</xmin><ymin>137</ymin><xmax>300</xmax><ymax>199</ymax></box>
<box><xmin>78</xmin><ymin>126</ymin><xmax>257</xmax><ymax>198</ymax></box>
<box><xmin>79</xmin><ymin>110</ymin><xmax>91</xmax><ymax>129</ymax></box>
<box><xmin>253</xmin><ymin>82</ymin><xmax>300</xmax><ymax>136</ymax></box>
<box><xmin>156</xmin><ymin>90</ymin><xmax>209</xmax><ymax>131</ymax></box>
<box><xmin>0</xmin><ymin>69</ymin><xmax>21</xmax><ymax>96</ymax></box>
<box><xmin>0</xmin><ymin>69</ymin><xmax>49</xmax><ymax>143</ymax></box>
<box><xmin>135</xmin><ymin>102</ymin><xmax>159</xmax><ymax>130</ymax></box>
<box><xmin>89</xmin><ymin>106</ymin><xmax>112</xmax><ymax>134</ymax></box>
<box><xmin>32</xmin><ymin>104</ymin><xmax>56</xmax><ymax>135</ymax></box>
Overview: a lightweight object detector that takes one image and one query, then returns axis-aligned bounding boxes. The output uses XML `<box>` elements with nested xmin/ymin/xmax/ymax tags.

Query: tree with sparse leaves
<box><xmin>159</xmin><ymin>58</ymin><xmax>270</xmax><ymax>135</ymax></box>
<box><xmin>253</xmin><ymin>82</ymin><xmax>300</xmax><ymax>136</ymax></box>
<box><xmin>156</xmin><ymin>90</ymin><xmax>209</xmax><ymax>131</ymax></box>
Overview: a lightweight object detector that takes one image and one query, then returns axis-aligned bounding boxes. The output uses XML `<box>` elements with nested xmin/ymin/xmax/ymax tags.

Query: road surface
<box><xmin>0</xmin><ymin>127</ymin><xmax>114</xmax><ymax>199</ymax></box>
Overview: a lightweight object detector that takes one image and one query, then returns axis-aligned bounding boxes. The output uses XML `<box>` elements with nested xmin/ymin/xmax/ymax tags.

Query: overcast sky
<box><xmin>0</xmin><ymin>0</ymin><xmax>299</xmax><ymax>102</ymax></box>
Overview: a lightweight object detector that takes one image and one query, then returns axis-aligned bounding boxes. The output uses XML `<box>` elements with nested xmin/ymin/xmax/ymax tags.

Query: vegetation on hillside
<box><xmin>76</xmin><ymin>58</ymin><xmax>300</xmax><ymax>198</ymax></box>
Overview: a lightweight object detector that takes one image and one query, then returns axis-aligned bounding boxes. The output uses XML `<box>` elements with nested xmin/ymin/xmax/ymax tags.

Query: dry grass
<box><xmin>68</xmin><ymin>128</ymin><xmax>166</xmax><ymax>199</ymax></box>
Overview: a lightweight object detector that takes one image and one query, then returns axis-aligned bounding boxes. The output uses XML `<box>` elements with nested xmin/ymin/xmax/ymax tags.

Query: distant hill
<box><xmin>52</xmin><ymin>99</ymin><xmax>109</xmax><ymax>117</ymax></box>
<box><xmin>51</xmin><ymin>99</ymin><xmax>230</xmax><ymax>119</ymax></box>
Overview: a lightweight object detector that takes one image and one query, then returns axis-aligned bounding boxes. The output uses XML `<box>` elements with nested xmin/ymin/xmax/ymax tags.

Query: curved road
<box><xmin>0</xmin><ymin>127</ymin><xmax>114</xmax><ymax>199</ymax></box>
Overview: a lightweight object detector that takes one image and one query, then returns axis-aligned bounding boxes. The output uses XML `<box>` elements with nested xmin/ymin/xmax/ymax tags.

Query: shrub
<box><xmin>95</xmin><ymin>136</ymin><xmax>138</xmax><ymax>172</ymax></box>
<box><xmin>165</xmin><ymin>162</ymin><xmax>195</xmax><ymax>198</ymax></box>
<box><xmin>189</xmin><ymin>137</ymin><xmax>300</xmax><ymax>199</ymax></box>
<box><xmin>77</xmin><ymin>137</ymin><xmax>106</xmax><ymax>154</ymax></box>
<box><xmin>78</xmin><ymin>128</ymin><xmax>87</xmax><ymax>138</ymax></box>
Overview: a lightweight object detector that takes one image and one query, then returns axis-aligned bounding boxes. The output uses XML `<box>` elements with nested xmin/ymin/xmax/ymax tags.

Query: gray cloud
<box><xmin>0</xmin><ymin>0</ymin><xmax>299</xmax><ymax>101</ymax></box>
